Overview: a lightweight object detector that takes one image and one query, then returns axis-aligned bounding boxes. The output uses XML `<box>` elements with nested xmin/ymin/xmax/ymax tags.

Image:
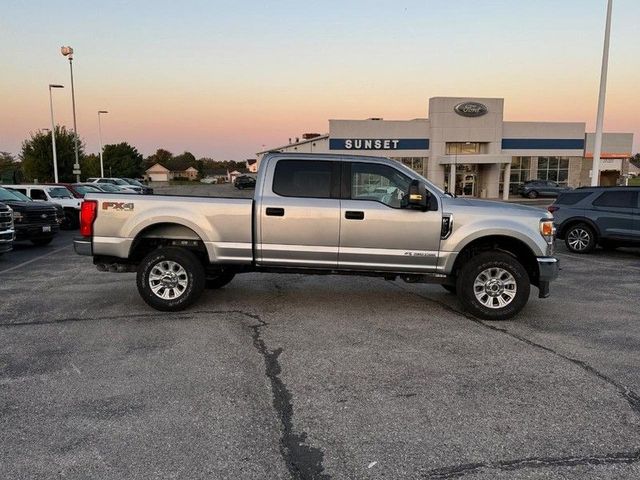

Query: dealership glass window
<box><xmin>391</xmin><ymin>157</ymin><xmax>424</xmax><ymax>174</ymax></box>
<box><xmin>499</xmin><ymin>157</ymin><xmax>531</xmax><ymax>194</ymax></box>
<box><xmin>445</xmin><ymin>142</ymin><xmax>482</xmax><ymax>155</ymax></box>
<box><xmin>351</xmin><ymin>163</ymin><xmax>411</xmax><ymax>208</ymax></box>
<box><xmin>537</xmin><ymin>157</ymin><xmax>569</xmax><ymax>185</ymax></box>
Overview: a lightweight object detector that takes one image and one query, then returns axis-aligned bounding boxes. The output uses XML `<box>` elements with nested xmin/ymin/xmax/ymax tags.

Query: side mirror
<box><xmin>404</xmin><ymin>180</ymin><xmax>430</xmax><ymax>211</ymax></box>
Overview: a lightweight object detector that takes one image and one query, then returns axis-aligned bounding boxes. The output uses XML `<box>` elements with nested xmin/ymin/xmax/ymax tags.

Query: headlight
<box><xmin>12</xmin><ymin>210</ymin><xmax>23</xmax><ymax>223</ymax></box>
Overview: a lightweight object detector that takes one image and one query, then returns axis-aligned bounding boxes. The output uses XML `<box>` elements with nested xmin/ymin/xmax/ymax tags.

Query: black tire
<box><xmin>456</xmin><ymin>251</ymin><xmax>530</xmax><ymax>321</ymax></box>
<box><xmin>441</xmin><ymin>284</ymin><xmax>457</xmax><ymax>294</ymax></box>
<box><xmin>31</xmin><ymin>237</ymin><xmax>53</xmax><ymax>246</ymax></box>
<box><xmin>136</xmin><ymin>247</ymin><xmax>205</xmax><ymax>311</ymax></box>
<box><xmin>527</xmin><ymin>190</ymin><xmax>538</xmax><ymax>199</ymax></box>
<box><xmin>564</xmin><ymin>223</ymin><xmax>596</xmax><ymax>254</ymax></box>
<box><xmin>205</xmin><ymin>272</ymin><xmax>236</xmax><ymax>289</ymax></box>
<box><xmin>61</xmin><ymin>210</ymin><xmax>78</xmax><ymax>230</ymax></box>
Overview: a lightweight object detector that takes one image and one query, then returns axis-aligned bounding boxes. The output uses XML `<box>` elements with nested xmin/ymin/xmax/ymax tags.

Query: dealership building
<box><xmin>257</xmin><ymin>96</ymin><xmax>634</xmax><ymax>199</ymax></box>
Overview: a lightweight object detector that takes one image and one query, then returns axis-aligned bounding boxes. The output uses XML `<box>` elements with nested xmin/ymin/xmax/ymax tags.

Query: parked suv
<box><xmin>0</xmin><ymin>187</ymin><xmax>59</xmax><ymax>245</ymax></box>
<box><xmin>549</xmin><ymin>187</ymin><xmax>639</xmax><ymax>253</ymax></box>
<box><xmin>2</xmin><ymin>184</ymin><xmax>81</xmax><ymax>229</ymax></box>
<box><xmin>0</xmin><ymin>202</ymin><xmax>14</xmax><ymax>255</ymax></box>
<box><xmin>233</xmin><ymin>175</ymin><xmax>256</xmax><ymax>190</ymax></box>
<box><xmin>518</xmin><ymin>180</ymin><xmax>571</xmax><ymax>199</ymax></box>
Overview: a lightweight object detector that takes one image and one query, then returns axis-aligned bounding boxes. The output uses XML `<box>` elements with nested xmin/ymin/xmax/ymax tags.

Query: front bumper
<box><xmin>14</xmin><ymin>223</ymin><xmax>59</xmax><ymax>241</ymax></box>
<box><xmin>537</xmin><ymin>256</ymin><xmax>559</xmax><ymax>298</ymax></box>
<box><xmin>74</xmin><ymin>237</ymin><xmax>93</xmax><ymax>256</ymax></box>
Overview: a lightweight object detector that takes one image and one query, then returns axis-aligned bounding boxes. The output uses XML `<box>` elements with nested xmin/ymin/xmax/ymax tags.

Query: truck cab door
<box><xmin>256</xmin><ymin>159</ymin><xmax>341</xmax><ymax>268</ymax></box>
<box><xmin>338</xmin><ymin>162</ymin><xmax>441</xmax><ymax>272</ymax></box>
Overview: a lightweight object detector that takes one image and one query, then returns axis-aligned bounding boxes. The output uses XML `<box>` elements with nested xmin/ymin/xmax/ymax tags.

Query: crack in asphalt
<box><xmin>249</xmin><ymin>315</ymin><xmax>330</xmax><ymax>480</ymax></box>
<box><xmin>391</xmin><ymin>282</ymin><xmax>640</xmax><ymax>476</ymax></box>
<box><xmin>1</xmin><ymin>308</ymin><xmax>330</xmax><ymax>480</ymax></box>
<box><xmin>422</xmin><ymin>449</ymin><xmax>640</xmax><ymax>479</ymax></box>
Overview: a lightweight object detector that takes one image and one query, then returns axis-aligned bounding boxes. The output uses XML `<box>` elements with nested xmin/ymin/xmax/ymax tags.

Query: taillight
<box><xmin>80</xmin><ymin>200</ymin><xmax>97</xmax><ymax>237</ymax></box>
<box><xmin>547</xmin><ymin>205</ymin><xmax>559</xmax><ymax>214</ymax></box>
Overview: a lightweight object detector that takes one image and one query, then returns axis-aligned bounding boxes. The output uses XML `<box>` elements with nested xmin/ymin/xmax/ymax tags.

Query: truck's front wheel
<box><xmin>456</xmin><ymin>251</ymin><xmax>530</xmax><ymax>320</ymax></box>
<box><xmin>137</xmin><ymin>247</ymin><xmax>205</xmax><ymax>311</ymax></box>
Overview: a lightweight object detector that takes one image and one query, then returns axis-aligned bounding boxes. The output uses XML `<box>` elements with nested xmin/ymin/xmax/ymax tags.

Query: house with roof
<box><xmin>145</xmin><ymin>163</ymin><xmax>200</xmax><ymax>182</ymax></box>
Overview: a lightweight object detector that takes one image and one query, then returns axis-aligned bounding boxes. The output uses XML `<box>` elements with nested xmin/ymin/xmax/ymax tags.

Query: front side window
<box><xmin>351</xmin><ymin>163</ymin><xmax>410</xmax><ymax>208</ymax></box>
<box><xmin>592</xmin><ymin>191</ymin><xmax>638</xmax><ymax>208</ymax></box>
<box><xmin>272</xmin><ymin>160</ymin><xmax>333</xmax><ymax>198</ymax></box>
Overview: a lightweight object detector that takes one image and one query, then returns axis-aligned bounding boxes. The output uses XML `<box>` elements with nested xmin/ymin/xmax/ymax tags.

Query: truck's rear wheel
<box><xmin>456</xmin><ymin>251</ymin><xmax>530</xmax><ymax>321</ymax></box>
<box><xmin>137</xmin><ymin>247</ymin><xmax>205</xmax><ymax>311</ymax></box>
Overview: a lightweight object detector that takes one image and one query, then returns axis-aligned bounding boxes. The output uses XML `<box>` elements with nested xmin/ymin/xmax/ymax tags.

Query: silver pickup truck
<box><xmin>74</xmin><ymin>153</ymin><xmax>558</xmax><ymax>320</ymax></box>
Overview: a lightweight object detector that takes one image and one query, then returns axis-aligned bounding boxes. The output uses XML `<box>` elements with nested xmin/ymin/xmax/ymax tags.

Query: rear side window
<box><xmin>30</xmin><ymin>189</ymin><xmax>48</xmax><ymax>201</ymax></box>
<box><xmin>592</xmin><ymin>191</ymin><xmax>638</xmax><ymax>208</ymax></box>
<box><xmin>273</xmin><ymin>160</ymin><xmax>333</xmax><ymax>198</ymax></box>
<box><xmin>556</xmin><ymin>192</ymin><xmax>591</xmax><ymax>205</ymax></box>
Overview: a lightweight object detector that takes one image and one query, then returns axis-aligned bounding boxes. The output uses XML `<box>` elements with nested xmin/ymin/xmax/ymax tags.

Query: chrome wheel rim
<box><xmin>149</xmin><ymin>260</ymin><xmax>188</xmax><ymax>300</ymax></box>
<box><xmin>474</xmin><ymin>267</ymin><xmax>517</xmax><ymax>309</ymax></box>
<box><xmin>567</xmin><ymin>228</ymin><xmax>590</xmax><ymax>251</ymax></box>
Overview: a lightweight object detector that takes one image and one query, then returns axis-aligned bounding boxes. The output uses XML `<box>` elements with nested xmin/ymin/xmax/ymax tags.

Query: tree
<box><xmin>21</xmin><ymin>126</ymin><xmax>83</xmax><ymax>182</ymax></box>
<box><xmin>0</xmin><ymin>151</ymin><xmax>23</xmax><ymax>183</ymax></box>
<box><xmin>145</xmin><ymin>148</ymin><xmax>173</xmax><ymax>169</ymax></box>
<box><xmin>170</xmin><ymin>151</ymin><xmax>196</xmax><ymax>171</ymax></box>
<box><xmin>103</xmin><ymin>142</ymin><xmax>144</xmax><ymax>178</ymax></box>
<box><xmin>81</xmin><ymin>153</ymin><xmax>102</xmax><ymax>179</ymax></box>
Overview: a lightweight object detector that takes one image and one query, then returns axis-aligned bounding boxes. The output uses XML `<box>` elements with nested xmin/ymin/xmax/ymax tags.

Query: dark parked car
<box><xmin>549</xmin><ymin>187</ymin><xmax>639</xmax><ymax>253</ymax></box>
<box><xmin>0</xmin><ymin>202</ymin><xmax>14</xmax><ymax>254</ymax></box>
<box><xmin>0</xmin><ymin>187</ymin><xmax>60</xmax><ymax>245</ymax></box>
<box><xmin>234</xmin><ymin>175</ymin><xmax>256</xmax><ymax>190</ymax></box>
<box><xmin>518</xmin><ymin>180</ymin><xmax>572</xmax><ymax>199</ymax></box>
<box><xmin>122</xmin><ymin>178</ymin><xmax>153</xmax><ymax>194</ymax></box>
<box><xmin>47</xmin><ymin>183</ymin><xmax>103</xmax><ymax>199</ymax></box>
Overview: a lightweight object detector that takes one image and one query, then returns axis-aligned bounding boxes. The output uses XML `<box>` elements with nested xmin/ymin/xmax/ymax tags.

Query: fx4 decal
<box><xmin>102</xmin><ymin>201</ymin><xmax>134</xmax><ymax>211</ymax></box>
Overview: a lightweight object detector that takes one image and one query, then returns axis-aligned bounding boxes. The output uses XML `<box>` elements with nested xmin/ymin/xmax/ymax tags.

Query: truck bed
<box><xmin>86</xmin><ymin>193</ymin><xmax>254</xmax><ymax>264</ymax></box>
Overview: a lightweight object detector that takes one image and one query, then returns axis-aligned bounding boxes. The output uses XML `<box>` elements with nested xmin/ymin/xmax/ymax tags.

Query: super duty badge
<box><xmin>102</xmin><ymin>201</ymin><xmax>134</xmax><ymax>211</ymax></box>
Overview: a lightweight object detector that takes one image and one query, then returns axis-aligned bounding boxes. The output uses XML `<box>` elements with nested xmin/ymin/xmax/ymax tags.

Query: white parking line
<box><xmin>0</xmin><ymin>245</ymin><xmax>71</xmax><ymax>274</ymax></box>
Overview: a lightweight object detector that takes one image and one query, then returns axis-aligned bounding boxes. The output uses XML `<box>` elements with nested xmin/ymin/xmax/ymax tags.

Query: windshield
<box><xmin>5</xmin><ymin>188</ymin><xmax>32</xmax><ymax>201</ymax></box>
<box><xmin>0</xmin><ymin>187</ymin><xmax>26</xmax><ymax>201</ymax></box>
<box><xmin>98</xmin><ymin>184</ymin><xmax>120</xmax><ymax>192</ymax></box>
<box><xmin>74</xmin><ymin>185</ymin><xmax>101</xmax><ymax>195</ymax></box>
<box><xmin>112</xmin><ymin>178</ymin><xmax>130</xmax><ymax>186</ymax></box>
<box><xmin>123</xmin><ymin>178</ymin><xmax>144</xmax><ymax>186</ymax></box>
<box><xmin>48</xmin><ymin>187</ymin><xmax>74</xmax><ymax>199</ymax></box>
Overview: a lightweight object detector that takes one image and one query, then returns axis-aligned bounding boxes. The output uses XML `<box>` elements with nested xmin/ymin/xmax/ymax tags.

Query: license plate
<box><xmin>42</xmin><ymin>226</ymin><xmax>51</xmax><ymax>232</ymax></box>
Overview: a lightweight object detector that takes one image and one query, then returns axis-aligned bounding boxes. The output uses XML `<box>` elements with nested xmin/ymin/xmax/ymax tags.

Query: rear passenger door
<box><xmin>589</xmin><ymin>190</ymin><xmax>639</xmax><ymax>240</ymax></box>
<box><xmin>257</xmin><ymin>159</ymin><xmax>341</xmax><ymax>268</ymax></box>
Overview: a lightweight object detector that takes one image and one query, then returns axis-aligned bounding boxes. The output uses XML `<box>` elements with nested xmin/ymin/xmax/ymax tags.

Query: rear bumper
<box><xmin>537</xmin><ymin>256</ymin><xmax>559</xmax><ymax>298</ymax></box>
<box><xmin>74</xmin><ymin>237</ymin><xmax>93</xmax><ymax>256</ymax></box>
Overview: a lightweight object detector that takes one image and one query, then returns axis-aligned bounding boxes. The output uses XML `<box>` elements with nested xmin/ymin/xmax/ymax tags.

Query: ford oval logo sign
<box><xmin>454</xmin><ymin>102</ymin><xmax>488</xmax><ymax>117</ymax></box>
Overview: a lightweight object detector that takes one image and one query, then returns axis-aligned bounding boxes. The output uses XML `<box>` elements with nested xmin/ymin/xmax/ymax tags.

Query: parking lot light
<box><xmin>48</xmin><ymin>84</ymin><xmax>64</xmax><ymax>183</ymax></box>
<box><xmin>98</xmin><ymin>110</ymin><xmax>109</xmax><ymax>177</ymax></box>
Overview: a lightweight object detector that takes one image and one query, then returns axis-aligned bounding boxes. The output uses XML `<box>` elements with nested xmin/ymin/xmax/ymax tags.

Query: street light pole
<box><xmin>61</xmin><ymin>46</ymin><xmax>81</xmax><ymax>182</ymax></box>
<box><xmin>591</xmin><ymin>0</ymin><xmax>613</xmax><ymax>187</ymax></box>
<box><xmin>48</xmin><ymin>84</ymin><xmax>64</xmax><ymax>183</ymax></box>
<box><xmin>97</xmin><ymin>111</ymin><xmax>109</xmax><ymax>177</ymax></box>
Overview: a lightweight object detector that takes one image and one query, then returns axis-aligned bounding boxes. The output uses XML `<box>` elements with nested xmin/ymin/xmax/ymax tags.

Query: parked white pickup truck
<box><xmin>74</xmin><ymin>153</ymin><xmax>558</xmax><ymax>320</ymax></box>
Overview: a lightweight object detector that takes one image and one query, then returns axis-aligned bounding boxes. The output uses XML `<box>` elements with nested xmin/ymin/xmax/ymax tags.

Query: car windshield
<box><xmin>123</xmin><ymin>178</ymin><xmax>144</xmax><ymax>186</ymax></box>
<box><xmin>5</xmin><ymin>189</ymin><xmax>32</xmax><ymax>201</ymax></box>
<box><xmin>112</xmin><ymin>179</ymin><xmax>130</xmax><ymax>186</ymax></box>
<box><xmin>98</xmin><ymin>184</ymin><xmax>120</xmax><ymax>192</ymax></box>
<box><xmin>74</xmin><ymin>185</ymin><xmax>101</xmax><ymax>195</ymax></box>
<box><xmin>0</xmin><ymin>187</ymin><xmax>27</xmax><ymax>201</ymax></box>
<box><xmin>48</xmin><ymin>187</ymin><xmax>74</xmax><ymax>198</ymax></box>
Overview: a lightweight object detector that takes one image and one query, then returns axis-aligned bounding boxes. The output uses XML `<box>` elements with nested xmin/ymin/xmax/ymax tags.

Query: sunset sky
<box><xmin>1</xmin><ymin>0</ymin><xmax>639</xmax><ymax>160</ymax></box>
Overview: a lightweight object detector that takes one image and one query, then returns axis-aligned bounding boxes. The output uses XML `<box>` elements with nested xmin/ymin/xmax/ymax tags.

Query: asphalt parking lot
<box><xmin>2</xmin><ymin>206</ymin><xmax>640</xmax><ymax>479</ymax></box>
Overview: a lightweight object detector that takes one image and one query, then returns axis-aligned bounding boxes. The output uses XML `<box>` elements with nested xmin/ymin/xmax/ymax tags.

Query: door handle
<box><xmin>266</xmin><ymin>207</ymin><xmax>285</xmax><ymax>217</ymax></box>
<box><xmin>345</xmin><ymin>211</ymin><xmax>365</xmax><ymax>220</ymax></box>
